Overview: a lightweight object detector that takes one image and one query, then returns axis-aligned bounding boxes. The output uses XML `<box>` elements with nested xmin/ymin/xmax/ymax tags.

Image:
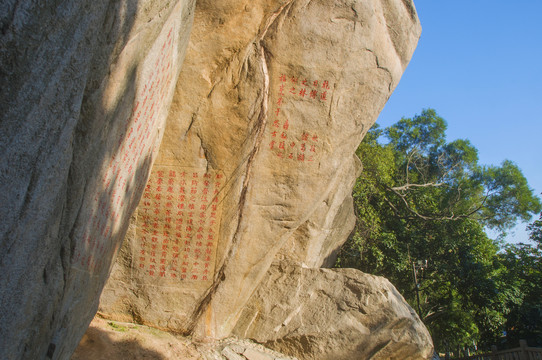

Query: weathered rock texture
<box><xmin>100</xmin><ymin>0</ymin><xmax>429</xmax><ymax>358</ymax></box>
<box><xmin>72</xmin><ymin>316</ymin><xmax>298</xmax><ymax>360</ymax></box>
<box><xmin>234</xmin><ymin>263</ymin><xmax>433</xmax><ymax>360</ymax></box>
<box><xmin>1</xmin><ymin>0</ymin><xmax>428</xmax><ymax>358</ymax></box>
<box><xmin>0</xmin><ymin>0</ymin><xmax>195</xmax><ymax>359</ymax></box>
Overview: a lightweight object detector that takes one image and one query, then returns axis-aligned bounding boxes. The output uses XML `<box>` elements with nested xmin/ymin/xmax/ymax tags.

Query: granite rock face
<box><xmin>1</xmin><ymin>0</ymin><xmax>429</xmax><ymax>358</ymax></box>
<box><xmin>100</xmin><ymin>0</ymin><xmax>427</xmax><ymax>357</ymax></box>
<box><xmin>233</xmin><ymin>264</ymin><xmax>434</xmax><ymax>360</ymax></box>
<box><xmin>0</xmin><ymin>0</ymin><xmax>195</xmax><ymax>359</ymax></box>
<box><xmin>72</xmin><ymin>317</ymin><xmax>299</xmax><ymax>360</ymax></box>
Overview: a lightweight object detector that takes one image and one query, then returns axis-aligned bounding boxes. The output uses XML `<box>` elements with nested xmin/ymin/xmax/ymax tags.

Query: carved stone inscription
<box><xmin>268</xmin><ymin>73</ymin><xmax>331</xmax><ymax>162</ymax></box>
<box><xmin>134</xmin><ymin>167</ymin><xmax>223</xmax><ymax>282</ymax></box>
<box><xmin>70</xmin><ymin>24</ymin><xmax>178</xmax><ymax>273</ymax></box>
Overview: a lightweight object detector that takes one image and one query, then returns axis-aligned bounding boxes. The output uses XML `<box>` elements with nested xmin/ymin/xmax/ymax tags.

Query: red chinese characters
<box><xmin>268</xmin><ymin>118</ymin><xmax>318</xmax><ymax>162</ymax></box>
<box><xmin>72</xmin><ymin>26</ymin><xmax>177</xmax><ymax>273</ymax></box>
<box><xmin>135</xmin><ymin>168</ymin><xmax>222</xmax><ymax>281</ymax></box>
<box><xmin>279</xmin><ymin>73</ymin><xmax>331</xmax><ymax>102</ymax></box>
<box><xmin>266</xmin><ymin>73</ymin><xmax>323</xmax><ymax>163</ymax></box>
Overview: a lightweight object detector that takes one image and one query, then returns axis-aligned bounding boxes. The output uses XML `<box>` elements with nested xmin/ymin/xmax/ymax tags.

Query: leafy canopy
<box><xmin>336</xmin><ymin>109</ymin><xmax>541</xmax><ymax>352</ymax></box>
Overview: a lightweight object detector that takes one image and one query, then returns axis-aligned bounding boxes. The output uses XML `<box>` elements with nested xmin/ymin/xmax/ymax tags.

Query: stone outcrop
<box><xmin>72</xmin><ymin>317</ymin><xmax>298</xmax><ymax>360</ymax></box>
<box><xmin>233</xmin><ymin>264</ymin><xmax>433</xmax><ymax>360</ymax></box>
<box><xmin>99</xmin><ymin>0</ymin><xmax>428</xmax><ymax>357</ymax></box>
<box><xmin>1</xmin><ymin>0</ymin><xmax>429</xmax><ymax>358</ymax></box>
<box><xmin>0</xmin><ymin>1</ymin><xmax>195</xmax><ymax>359</ymax></box>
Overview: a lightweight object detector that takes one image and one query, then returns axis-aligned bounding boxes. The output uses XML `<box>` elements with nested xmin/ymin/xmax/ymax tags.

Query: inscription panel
<box><xmin>268</xmin><ymin>73</ymin><xmax>331</xmax><ymax>162</ymax></box>
<box><xmin>133</xmin><ymin>167</ymin><xmax>223</xmax><ymax>282</ymax></box>
<box><xmin>71</xmin><ymin>21</ymin><xmax>178</xmax><ymax>273</ymax></box>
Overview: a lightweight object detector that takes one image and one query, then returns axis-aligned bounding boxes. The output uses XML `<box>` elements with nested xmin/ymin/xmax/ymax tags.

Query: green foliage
<box><xmin>499</xmin><ymin>241</ymin><xmax>542</xmax><ymax>347</ymax></box>
<box><xmin>336</xmin><ymin>109</ymin><xmax>541</xmax><ymax>352</ymax></box>
<box><xmin>483</xmin><ymin>164</ymin><xmax>542</xmax><ymax>230</ymax></box>
<box><xmin>527</xmin><ymin>210</ymin><xmax>542</xmax><ymax>245</ymax></box>
<box><xmin>108</xmin><ymin>321</ymin><xmax>128</xmax><ymax>332</ymax></box>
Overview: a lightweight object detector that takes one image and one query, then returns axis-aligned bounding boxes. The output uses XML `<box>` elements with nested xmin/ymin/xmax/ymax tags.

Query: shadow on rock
<box><xmin>71</xmin><ymin>324</ymin><xmax>166</xmax><ymax>360</ymax></box>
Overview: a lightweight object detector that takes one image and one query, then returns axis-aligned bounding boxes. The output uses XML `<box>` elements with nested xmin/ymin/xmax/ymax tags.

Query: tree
<box><xmin>336</xmin><ymin>109</ymin><xmax>541</xmax><ymax>352</ymax></box>
<box><xmin>377</xmin><ymin>109</ymin><xmax>539</xmax><ymax>228</ymax></box>
<box><xmin>498</xmin><ymin>212</ymin><xmax>542</xmax><ymax>348</ymax></box>
<box><xmin>527</xmin><ymin>209</ymin><xmax>542</xmax><ymax>245</ymax></box>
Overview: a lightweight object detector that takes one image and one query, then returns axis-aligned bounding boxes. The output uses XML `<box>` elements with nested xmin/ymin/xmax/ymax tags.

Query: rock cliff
<box><xmin>100</xmin><ymin>0</ymin><xmax>429</xmax><ymax>357</ymax></box>
<box><xmin>1</xmin><ymin>0</ymin><xmax>195</xmax><ymax>358</ymax></box>
<box><xmin>1</xmin><ymin>0</ymin><xmax>429</xmax><ymax>359</ymax></box>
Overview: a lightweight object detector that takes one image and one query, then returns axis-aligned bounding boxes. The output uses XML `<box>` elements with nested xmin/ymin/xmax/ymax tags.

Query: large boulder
<box><xmin>99</xmin><ymin>1</ymin><xmax>426</xmax><ymax>356</ymax></box>
<box><xmin>1</xmin><ymin>0</ymin><xmax>429</xmax><ymax>358</ymax></box>
<box><xmin>233</xmin><ymin>263</ymin><xmax>434</xmax><ymax>360</ymax></box>
<box><xmin>0</xmin><ymin>0</ymin><xmax>195</xmax><ymax>358</ymax></box>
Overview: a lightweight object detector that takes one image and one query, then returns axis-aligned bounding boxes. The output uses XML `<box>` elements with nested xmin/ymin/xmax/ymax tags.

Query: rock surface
<box><xmin>72</xmin><ymin>317</ymin><xmax>201</xmax><ymax>360</ymax></box>
<box><xmin>233</xmin><ymin>263</ymin><xmax>434</xmax><ymax>360</ymax></box>
<box><xmin>72</xmin><ymin>316</ymin><xmax>297</xmax><ymax>360</ymax></box>
<box><xmin>1</xmin><ymin>0</ymin><xmax>429</xmax><ymax>358</ymax></box>
<box><xmin>0</xmin><ymin>0</ymin><xmax>195</xmax><ymax>358</ymax></box>
<box><xmin>99</xmin><ymin>0</ymin><xmax>427</xmax><ymax>357</ymax></box>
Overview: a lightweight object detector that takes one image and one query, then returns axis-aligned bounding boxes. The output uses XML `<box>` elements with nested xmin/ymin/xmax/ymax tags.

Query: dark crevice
<box><xmin>401</xmin><ymin>0</ymin><xmax>418</xmax><ymax>22</ymax></box>
<box><xmin>188</xmin><ymin>33</ymin><xmax>272</xmax><ymax>336</ymax></box>
<box><xmin>363</xmin><ymin>47</ymin><xmax>394</xmax><ymax>92</ymax></box>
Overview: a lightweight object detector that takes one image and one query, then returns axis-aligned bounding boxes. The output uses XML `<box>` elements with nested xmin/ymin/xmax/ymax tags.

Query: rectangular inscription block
<box><xmin>133</xmin><ymin>167</ymin><xmax>223</xmax><ymax>283</ymax></box>
<box><xmin>70</xmin><ymin>21</ymin><xmax>178</xmax><ymax>274</ymax></box>
<box><xmin>267</xmin><ymin>73</ymin><xmax>328</xmax><ymax>163</ymax></box>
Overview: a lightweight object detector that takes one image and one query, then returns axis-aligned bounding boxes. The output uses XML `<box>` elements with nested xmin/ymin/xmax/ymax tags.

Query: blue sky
<box><xmin>375</xmin><ymin>0</ymin><xmax>542</xmax><ymax>243</ymax></box>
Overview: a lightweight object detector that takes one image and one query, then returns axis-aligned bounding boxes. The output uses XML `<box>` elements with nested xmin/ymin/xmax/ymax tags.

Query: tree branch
<box><xmin>391</xmin><ymin>182</ymin><xmax>445</xmax><ymax>192</ymax></box>
<box><xmin>385</xmin><ymin>184</ymin><xmax>489</xmax><ymax>222</ymax></box>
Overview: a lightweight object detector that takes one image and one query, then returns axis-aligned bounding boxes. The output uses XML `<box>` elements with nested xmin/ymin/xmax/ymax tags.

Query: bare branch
<box><xmin>423</xmin><ymin>307</ymin><xmax>448</xmax><ymax>322</ymax></box>
<box><xmin>385</xmin><ymin>184</ymin><xmax>489</xmax><ymax>222</ymax></box>
<box><xmin>391</xmin><ymin>182</ymin><xmax>445</xmax><ymax>192</ymax></box>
